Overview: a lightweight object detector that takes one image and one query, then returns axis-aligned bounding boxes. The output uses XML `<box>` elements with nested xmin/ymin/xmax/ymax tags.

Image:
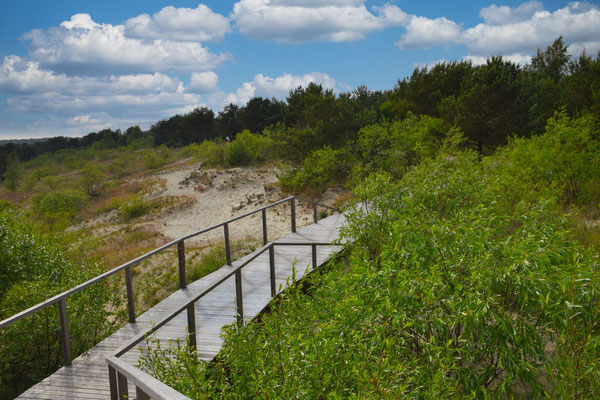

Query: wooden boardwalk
<box><xmin>17</xmin><ymin>212</ymin><xmax>346</xmax><ymax>399</ymax></box>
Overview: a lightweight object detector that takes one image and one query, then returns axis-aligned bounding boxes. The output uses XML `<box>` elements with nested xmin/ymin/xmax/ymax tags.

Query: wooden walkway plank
<box><xmin>16</xmin><ymin>212</ymin><xmax>346</xmax><ymax>399</ymax></box>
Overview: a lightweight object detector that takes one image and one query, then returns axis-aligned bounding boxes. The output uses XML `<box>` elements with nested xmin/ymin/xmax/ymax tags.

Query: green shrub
<box><xmin>141</xmin><ymin>140</ymin><xmax>600</xmax><ymax>398</ymax></box>
<box><xmin>492</xmin><ymin>111</ymin><xmax>600</xmax><ymax>205</ymax></box>
<box><xmin>119</xmin><ymin>197</ymin><xmax>153</xmax><ymax>221</ymax></box>
<box><xmin>141</xmin><ymin>145</ymin><xmax>172</xmax><ymax>169</ymax></box>
<box><xmin>279</xmin><ymin>146</ymin><xmax>348</xmax><ymax>193</ymax></box>
<box><xmin>227</xmin><ymin>130</ymin><xmax>274</xmax><ymax>166</ymax></box>
<box><xmin>0</xmin><ymin>208</ymin><xmax>120</xmax><ymax>398</ymax></box>
<box><xmin>191</xmin><ymin>140</ymin><xmax>227</xmax><ymax>166</ymax></box>
<box><xmin>31</xmin><ymin>189</ymin><xmax>88</xmax><ymax>227</ymax></box>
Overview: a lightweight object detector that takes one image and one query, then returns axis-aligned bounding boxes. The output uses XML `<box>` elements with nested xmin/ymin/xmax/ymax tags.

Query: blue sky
<box><xmin>1</xmin><ymin>0</ymin><xmax>599</xmax><ymax>139</ymax></box>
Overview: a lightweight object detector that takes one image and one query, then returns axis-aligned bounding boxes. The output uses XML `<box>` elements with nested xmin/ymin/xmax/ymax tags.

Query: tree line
<box><xmin>2</xmin><ymin>37</ymin><xmax>598</xmax><ymax>180</ymax></box>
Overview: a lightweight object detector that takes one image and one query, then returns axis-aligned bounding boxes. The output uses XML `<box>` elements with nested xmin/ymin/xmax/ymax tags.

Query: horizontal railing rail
<box><xmin>108</xmin><ymin>240</ymin><xmax>339</xmax><ymax>400</ymax></box>
<box><xmin>0</xmin><ymin>195</ymin><xmax>339</xmax><ymax>369</ymax></box>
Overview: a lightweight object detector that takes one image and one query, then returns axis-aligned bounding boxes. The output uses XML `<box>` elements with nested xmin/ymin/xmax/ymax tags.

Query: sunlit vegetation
<box><xmin>140</xmin><ymin>112</ymin><xmax>600</xmax><ymax>399</ymax></box>
<box><xmin>1</xmin><ymin>36</ymin><xmax>599</xmax><ymax>398</ymax></box>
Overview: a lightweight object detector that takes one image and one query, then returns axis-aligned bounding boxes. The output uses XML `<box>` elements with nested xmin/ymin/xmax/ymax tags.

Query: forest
<box><xmin>1</xmin><ymin>37</ymin><xmax>600</xmax><ymax>398</ymax></box>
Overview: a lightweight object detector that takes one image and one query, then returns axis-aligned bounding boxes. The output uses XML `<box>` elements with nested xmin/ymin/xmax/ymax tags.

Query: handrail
<box><xmin>0</xmin><ymin>195</ymin><xmax>339</xmax><ymax>367</ymax></box>
<box><xmin>108</xmin><ymin>240</ymin><xmax>338</xmax><ymax>400</ymax></box>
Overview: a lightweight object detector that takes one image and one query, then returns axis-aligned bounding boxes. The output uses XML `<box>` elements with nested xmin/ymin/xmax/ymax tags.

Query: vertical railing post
<box><xmin>108</xmin><ymin>365</ymin><xmax>118</xmax><ymax>400</ymax></box>
<box><xmin>313</xmin><ymin>201</ymin><xmax>318</xmax><ymax>223</ymax></box>
<box><xmin>262</xmin><ymin>208</ymin><xmax>268</xmax><ymax>245</ymax></box>
<box><xmin>187</xmin><ymin>303</ymin><xmax>197</xmax><ymax>353</ymax></box>
<box><xmin>224</xmin><ymin>223</ymin><xmax>232</xmax><ymax>266</ymax></box>
<box><xmin>269</xmin><ymin>244</ymin><xmax>276</xmax><ymax>297</ymax></box>
<box><xmin>235</xmin><ymin>269</ymin><xmax>244</xmax><ymax>325</ymax></box>
<box><xmin>312</xmin><ymin>244</ymin><xmax>318</xmax><ymax>270</ymax></box>
<box><xmin>178</xmin><ymin>240</ymin><xmax>187</xmax><ymax>289</ymax></box>
<box><xmin>290</xmin><ymin>197</ymin><xmax>296</xmax><ymax>233</ymax></box>
<box><xmin>136</xmin><ymin>387</ymin><xmax>151</xmax><ymax>400</ymax></box>
<box><xmin>125</xmin><ymin>266</ymin><xmax>135</xmax><ymax>323</ymax></box>
<box><xmin>58</xmin><ymin>298</ymin><xmax>72</xmax><ymax>367</ymax></box>
<box><xmin>117</xmin><ymin>372</ymin><xmax>128</xmax><ymax>400</ymax></box>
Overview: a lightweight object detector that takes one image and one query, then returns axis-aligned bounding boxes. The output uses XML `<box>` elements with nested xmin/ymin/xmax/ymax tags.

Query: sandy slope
<box><xmin>81</xmin><ymin>161</ymin><xmax>343</xmax><ymax>249</ymax></box>
<box><xmin>144</xmin><ymin>162</ymin><xmax>319</xmax><ymax>246</ymax></box>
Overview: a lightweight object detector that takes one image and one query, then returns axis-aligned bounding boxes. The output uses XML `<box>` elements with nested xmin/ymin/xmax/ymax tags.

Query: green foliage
<box><xmin>226</xmin><ymin>130</ymin><xmax>273</xmax><ymax>166</ymax></box>
<box><xmin>119</xmin><ymin>197</ymin><xmax>153</xmax><ymax>221</ymax></box>
<box><xmin>141</xmin><ymin>114</ymin><xmax>600</xmax><ymax>398</ymax></box>
<box><xmin>190</xmin><ymin>140</ymin><xmax>227</xmax><ymax>166</ymax></box>
<box><xmin>352</xmin><ymin>114</ymin><xmax>449</xmax><ymax>182</ymax></box>
<box><xmin>3</xmin><ymin>152</ymin><xmax>20</xmax><ymax>192</ymax></box>
<box><xmin>79</xmin><ymin>162</ymin><xmax>106</xmax><ymax>196</ymax></box>
<box><xmin>141</xmin><ymin>145</ymin><xmax>172</xmax><ymax>169</ymax></box>
<box><xmin>31</xmin><ymin>189</ymin><xmax>88</xmax><ymax>227</ymax></box>
<box><xmin>279</xmin><ymin>146</ymin><xmax>347</xmax><ymax>193</ymax></box>
<box><xmin>493</xmin><ymin>111</ymin><xmax>600</xmax><ymax>205</ymax></box>
<box><xmin>0</xmin><ymin>207</ymin><xmax>120</xmax><ymax>398</ymax></box>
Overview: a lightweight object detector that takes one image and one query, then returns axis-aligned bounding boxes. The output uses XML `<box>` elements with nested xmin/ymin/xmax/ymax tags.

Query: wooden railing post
<box><xmin>117</xmin><ymin>371</ymin><xmax>128</xmax><ymax>400</ymax></box>
<box><xmin>178</xmin><ymin>240</ymin><xmax>187</xmax><ymax>289</ymax></box>
<box><xmin>58</xmin><ymin>298</ymin><xmax>72</xmax><ymax>367</ymax></box>
<box><xmin>136</xmin><ymin>387</ymin><xmax>151</xmax><ymax>400</ymax></box>
<box><xmin>262</xmin><ymin>208</ymin><xmax>268</xmax><ymax>245</ymax></box>
<box><xmin>125</xmin><ymin>266</ymin><xmax>136</xmax><ymax>323</ymax></box>
<box><xmin>269</xmin><ymin>244</ymin><xmax>276</xmax><ymax>297</ymax></box>
<box><xmin>108</xmin><ymin>365</ymin><xmax>118</xmax><ymax>400</ymax></box>
<box><xmin>224</xmin><ymin>223</ymin><xmax>232</xmax><ymax>266</ymax></box>
<box><xmin>312</xmin><ymin>244</ymin><xmax>317</xmax><ymax>269</ymax></box>
<box><xmin>235</xmin><ymin>269</ymin><xmax>244</xmax><ymax>325</ymax></box>
<box><xmin>313</xmin><ymin>201</ymin><xmax>318</xmax><ymax>223</ymax></box>
<box><xmin>187</xmin><ymin>303</ymin><xmax>197</xmax><ymax>353</ymax></box>
<box><xmin>290</xmin><ymin>197</ymin><xmax>296</xmax><ymax>233</ymax></box>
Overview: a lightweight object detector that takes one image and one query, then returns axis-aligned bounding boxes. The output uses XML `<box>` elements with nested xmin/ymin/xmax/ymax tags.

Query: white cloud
<box><xmin>0</xmin><ymin>55</ymin><xmax>203</xmax><ymax>122</ymax></box>
<box><xmin>396</xmin><ymin>16</ymin><xmax>461</xmax><ymax>49</ymax></box>
<box><xmin>462</xmin><ymin>53</ymin><xmax>532</xmax><ymax>66</ymax></box>
<box><xmin>188</xmin><ymin>71</ymin><xmax>219</xmax><ymax>93</ymax></box>
<box><xmin>124</xmin><ymin>4</ymin><xmax>231</xmax><ymax>42</ymax></box>
<box><xmin>23</xmin><ymin>13</ymin><xmax>230</xmax><ymax>75</ymax></box>
<box><xmin>479</xmin><ymin>1</ymin><xmax>544</xmax><ymax>25</ymax></box>
<box><xmin>0</xmin><ymin>56</ymin><xmax>181</xmax><ymax>96</ymax></box>
<box><xmin>231</xmin><ymin>0</ymin><xmax>407</xmax><ymax>43</ymax></box>
<box><xmin>209</xmin><ymin>72</ymin><xmax>338</xmax><ymax>109</ymax></box>
<box><xmin>462</xmin><ymin>2</ymin><xmax>600</xmax><ymax>56</ymax></box>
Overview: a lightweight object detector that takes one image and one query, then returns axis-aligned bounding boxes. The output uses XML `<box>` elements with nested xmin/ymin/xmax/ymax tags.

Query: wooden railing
<box><xmin>0</xmin><ymin>196</ymin><xmax>338</xmax><ymax>369</ymax></box>
<box><xmin>107</xmin><ymin>240</ymin><xmax>337</xmax><ymax>400</ymax></box>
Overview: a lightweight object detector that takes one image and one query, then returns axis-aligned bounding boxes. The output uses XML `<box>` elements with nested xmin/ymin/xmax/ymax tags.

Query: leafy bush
<box><xmin>279</xmin><ymin>147</ymin><xmax>349</xmax><ymax>193</ymax></box>
<box><xmin>351</xmin><ymin>114</ymin><xmax>449</xmax><ymax>183</ymax></box>
<box><xmin>183</xmin><ymin>141</ymin><xmax>227</xmax><ymax>166</ymax></box>
<box><xmin>0</xmin><ymin>207</ymin><xmax>121</xmax><ymax>398</ymax></box>
<box><xmin>119</xmin><ymin>197</ymin><xmax>153</xmax><ymax>221</ymax></box>
<box><xmin>31</xmin><ymin>189</ymin><xmax>88</xmax><ymax>227</ymax></box>
<box><xmin>227</xmin><ymin>130</ymin><xmax>273</xmax><ymax>166</ymax></box>
<box><xmin>141</xmin><ymin>138</ymin><xmax>600</xmax><ymax>398</ymax></box>
<box><xmin>141</xmin><ymin>145</ymin><xmax>172</xmax><ymax>169</ymax></box>
<box><xmin>493</xmin><ymin>111</ymin><xmax>600</xmax><ymax>205</ymax></box>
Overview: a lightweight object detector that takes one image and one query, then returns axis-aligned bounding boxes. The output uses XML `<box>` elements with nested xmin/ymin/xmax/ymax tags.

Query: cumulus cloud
<box><xmin>396</xmin><ymin>16</ymin><xmax>461</xmax><ymax>49</ymax></box>
<box><xmin>0</xmin><ymin>55</ymin><xmax>203</xmax><ymax>121</ymax></box>
<box><xmin>210</xmin><ymin>72</ymin><xmax>338</xmax><ymax>109</ymax></box>
<box><xmin>479</xmin><ymin>1</ymin><xmax>544</xmax><ymax>25</ymax></box>
<box><xmin>462</xmin><ymin>53</ymin><xmax>532</xmax><ymax>66</ymax></box>
<box><xmin>462</xmin><ymin>2</ymin><xmax>600</xmax><ymax>56</ymax></box>
<box><xmin>124</xmin><ymin>4</ymin><xmax>231</xmax><ymax>42</ymax></box>
<box><xmin>187</xmin><ymin>71</ymin><xmax>219</xmax><ymax>93</ymax></box>
<box><xmin>0</xmin><ymin>56</ymin><xmax>181</xmax><ymax>96</ymax></box>
<box><xmin>231</xmin><ymin>0</ymin><xmax>407</xmax><ymax>43</ymax></box>
<box><xmin>22</xmin><ymin>13</ymin><xmax>230</xmax><ymax>75</ymax></box>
